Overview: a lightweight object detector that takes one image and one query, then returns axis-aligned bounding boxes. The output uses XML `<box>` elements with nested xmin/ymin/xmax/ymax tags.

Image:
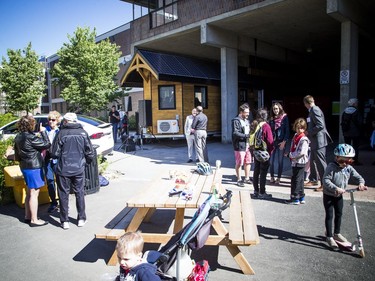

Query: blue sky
<box><xmin>0</xmin><ymin>0</ymin><xmax>143</xmax><ymax>60</ymax></box>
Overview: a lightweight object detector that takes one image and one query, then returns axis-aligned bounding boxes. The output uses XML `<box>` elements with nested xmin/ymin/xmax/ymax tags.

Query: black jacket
<box><xmin>14</xmin><ymin>131</ymin><xmax>51</xmax><ymax>169</ymax></box>
<box><xmin>51</xmin><ymin>122</ymin><xmax>95</xmax><ymax>176</ymax></box>
<box><xmin>231</xmin><ymin>116</ymin><xmax>250</xmax><ymax>151</ymax></box>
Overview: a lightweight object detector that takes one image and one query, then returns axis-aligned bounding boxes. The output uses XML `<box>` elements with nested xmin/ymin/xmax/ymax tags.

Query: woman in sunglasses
<box><xmin>44</xmin><ymin>111</ymin><xmax>61</xmax><ymax>213</ymax></box>
<box><xmin>322</xmin><ymin>143</ymin><xmax>367</xmax><ymax>249</ymax></box>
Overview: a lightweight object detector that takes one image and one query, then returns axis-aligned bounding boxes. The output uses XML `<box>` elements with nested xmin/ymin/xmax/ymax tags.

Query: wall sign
<box><xmin>340</xmin><ymin>70</ymin><xmax>350</xmax><ymax>85</ymax></box>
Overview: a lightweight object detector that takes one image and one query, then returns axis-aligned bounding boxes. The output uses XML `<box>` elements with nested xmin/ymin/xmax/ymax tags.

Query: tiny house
<box><xmin>121</xmin><ymin>49</ymin><xmax>222</xmax><ymax>137</ymax></box>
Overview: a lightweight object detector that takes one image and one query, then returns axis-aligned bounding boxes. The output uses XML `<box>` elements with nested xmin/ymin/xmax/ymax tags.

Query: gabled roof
<box><xmin>121</xmin><ymin>49</ymin><xmax>220</xmax><ymax>87</ymax></box>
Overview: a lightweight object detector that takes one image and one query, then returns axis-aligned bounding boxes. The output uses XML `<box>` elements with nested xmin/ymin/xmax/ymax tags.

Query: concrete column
<box><xmin>339</xmin><ymin>21</ymin><xmax>358</xmax><ymax>142</ymax></box>
<box><xmin>221</xmin><ymin>47</ymin><xmax>238</xmax><ymax>144</ymax></box>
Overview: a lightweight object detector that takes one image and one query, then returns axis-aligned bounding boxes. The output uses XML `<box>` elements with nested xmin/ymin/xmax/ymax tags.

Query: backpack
<box><xmin>249</xmin><ymin>122</ymin><xmax>267</xmax><ymax>151</ymax></box>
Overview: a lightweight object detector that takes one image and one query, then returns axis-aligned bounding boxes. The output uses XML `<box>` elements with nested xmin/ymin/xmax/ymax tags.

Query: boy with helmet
<box><xmin>322</xmin><ymin>143</ymin><xmax>367</xmax><ymax>249</ymax></box>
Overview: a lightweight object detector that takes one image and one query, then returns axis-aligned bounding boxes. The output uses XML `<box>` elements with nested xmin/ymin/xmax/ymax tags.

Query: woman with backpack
<box><xmin>269</xmin><ymin>102</ymin><xmax>290</xmax><ymax>184</ymax></box>
<box><xmin>250</xmin><ymin>109</ymin><xmax>274</xmax><ymax>199</ymax></box>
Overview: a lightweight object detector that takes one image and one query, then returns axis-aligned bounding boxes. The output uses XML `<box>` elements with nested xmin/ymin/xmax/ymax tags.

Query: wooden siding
<box><xmin>148</xmin><ymin>78</ymin><xmax>221</xmax><ymax>135</ymax></box>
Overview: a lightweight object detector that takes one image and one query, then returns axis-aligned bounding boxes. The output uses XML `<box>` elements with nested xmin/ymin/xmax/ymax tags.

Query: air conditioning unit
<box><xmin>157</xmin><ymin>120</ymin><xmax>179</xmax><ymax>134</ymax></box>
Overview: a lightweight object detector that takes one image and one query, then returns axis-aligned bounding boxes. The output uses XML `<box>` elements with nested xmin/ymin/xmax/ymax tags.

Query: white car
<box><xmin>0</xmin><ymin>114</ymin><xmax>114</xmax><ymax>156</ymax></box>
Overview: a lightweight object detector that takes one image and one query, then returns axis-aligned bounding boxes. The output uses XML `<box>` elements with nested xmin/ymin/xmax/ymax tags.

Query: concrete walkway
<box><xmin>0</xmin><ymin>138</ymin><xmax>374</xmax><ymax>281</ymax></box>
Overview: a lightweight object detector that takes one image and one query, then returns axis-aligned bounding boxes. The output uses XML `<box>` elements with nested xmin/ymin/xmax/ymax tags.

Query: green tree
<box><xmin>0</xmin><ymin>43</ymin><xmax>46</xmax><ymax>114</ymax></box>
<box><xmin>51</xmin><ymin>27</ymin><xmax>121</xmax><ymax>113</ymax></box>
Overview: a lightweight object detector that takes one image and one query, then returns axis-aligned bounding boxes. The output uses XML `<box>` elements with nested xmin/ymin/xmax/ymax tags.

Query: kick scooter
<box><xmin>334</xmin><ymin>189</ymin><xmax>365</xmax><ymax>257</ymax></box>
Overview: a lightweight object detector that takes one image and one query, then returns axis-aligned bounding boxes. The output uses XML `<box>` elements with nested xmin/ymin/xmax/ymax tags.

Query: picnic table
<box><xmin>95</xmin><ymin>165</ymin><xmax>259</xmax><ymax>274</ymax></box>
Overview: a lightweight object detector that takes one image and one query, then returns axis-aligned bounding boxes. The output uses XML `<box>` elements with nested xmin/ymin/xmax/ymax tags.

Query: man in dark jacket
<box><xmin>51</xmin><ymin>112</ymin><xmax>95</xmax><ymax>230</ymax></box>
<box><xmin>341</xmin><ymin>98</ymin><xmax>362</xmax><ymax>165</ymax></box>
<box><xmin>232</xmin><ymin>103</ymin><xmax>252</xmax><ymax>187</ymax></box>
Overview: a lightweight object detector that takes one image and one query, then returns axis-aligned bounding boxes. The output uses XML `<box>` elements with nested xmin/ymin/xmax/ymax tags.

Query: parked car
<box><xmin>0</xmin><ymin>114</ymin><xmax>114</xmax><ymax>156</ymax></box>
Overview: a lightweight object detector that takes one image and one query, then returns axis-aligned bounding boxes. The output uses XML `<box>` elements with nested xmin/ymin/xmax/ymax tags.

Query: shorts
<box><xmin>234</xmin><ymin>150</ymin><xmax>252</xmax><ymax>166</ymax></box>
<box><xmin>21</xmin><ymin>168</ymin><xmax>45</xmax><ymax>189</ymax></box>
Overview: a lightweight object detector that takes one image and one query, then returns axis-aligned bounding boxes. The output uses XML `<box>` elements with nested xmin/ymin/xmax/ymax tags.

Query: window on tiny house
<box><xmin>194</xmin><ymin>86</ymin><xmax>208</xmax><ymax>109</ymax></box>
<box><xmin>159</xmin><ymin>85</ymin><xmax>176</xmax><ymax>109</ymax></box>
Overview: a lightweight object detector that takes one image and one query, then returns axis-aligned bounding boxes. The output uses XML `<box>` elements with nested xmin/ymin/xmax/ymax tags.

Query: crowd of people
<box><xmin>229</xmin><ymin>95</ymin><xmax>369</xmax><ymax>249</ymax></box>
<box><xmin>14</xmin><ymin>111</ymin><xmax>95</xmax><ymax>229</ymax></box>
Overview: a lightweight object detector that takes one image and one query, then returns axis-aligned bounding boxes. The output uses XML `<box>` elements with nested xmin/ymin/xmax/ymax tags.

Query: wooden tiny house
<box><xmin>121</xmin><ymin>49</ymin><xmax>222</xmax><ymax>137</ymax></box>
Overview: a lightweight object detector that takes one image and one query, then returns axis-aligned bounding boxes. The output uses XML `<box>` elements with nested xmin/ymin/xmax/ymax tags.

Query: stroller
<box><xmin>144</xmin><ymin>190</ymin><xmax>233</xmax><ymax>280</ymax></box>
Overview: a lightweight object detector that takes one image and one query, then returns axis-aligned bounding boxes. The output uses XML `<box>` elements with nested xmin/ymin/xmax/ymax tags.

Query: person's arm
<box><xmin>232</xmin><ymin>119</ymin><xmax>248</xmax><ymax>140</ymax></box>
<box><xmin>184</xmin><ymin>116</ymin><xmax>190</xmax><ymax>136</ymax></box>
<box><xmin>83</xmin><ymin>132</ymin><xmax>95</xmax><ymax>164</ymax></box>
<box><xmin>263</xmin><ymin>124</ymin><xmax>274</xmax><ymax>154</ymax></box>
<box><xmin>322</xmin><ymin>165</ymin><xmax>342</xmax><ymax>196</ymax></box>
<box><xmin>30</xmin><ymin>131</ymin><xmax>51</xmax><ymax>151</ymax></box>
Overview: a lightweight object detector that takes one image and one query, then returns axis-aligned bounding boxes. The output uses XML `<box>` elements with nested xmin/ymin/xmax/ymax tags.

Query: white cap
<box><xmin>348</xmin><ymin>98</ymin><xmax>358</xmax><ymax>106</ymax></box>
<box><xmin>64</xmin><ymin>112</ymin><xmax>77</xmax><ymax>122</ymax></box>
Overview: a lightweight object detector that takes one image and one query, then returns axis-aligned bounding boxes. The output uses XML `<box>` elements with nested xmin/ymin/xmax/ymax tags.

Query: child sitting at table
<box><xmin>116</xmin><ymin>231</ymin><xmax>161</xmax><ymax>281</ymax></box>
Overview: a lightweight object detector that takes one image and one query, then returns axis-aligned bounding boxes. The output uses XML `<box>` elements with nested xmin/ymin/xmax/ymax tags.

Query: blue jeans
<box><xmin>269</xmin><ymin>142</ymin><xmax>285</xmax><ymax>179</ymax></box>
<box><xmin>112</xmin><ymin>122</ymin><xmax>119</xmax><ymax>143</ymax></box>
<box><xmin>44</xmin><ymin>160</ymin><xmax>58</xmax><ymax>206</ymax></box>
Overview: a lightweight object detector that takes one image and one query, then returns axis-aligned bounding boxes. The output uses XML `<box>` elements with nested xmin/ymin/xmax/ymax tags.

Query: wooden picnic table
<box><xmin>96</xmin><ymin>166</ymin><xmax>259</xmax><ymax>274</ymax></box>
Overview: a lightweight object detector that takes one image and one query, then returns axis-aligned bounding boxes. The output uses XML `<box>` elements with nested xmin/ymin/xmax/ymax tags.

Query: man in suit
<box><xmin>191</xmin><ymin>106</ymin><xmax>209</xmax><ymax>163</ymax></box>
<box><xmin>303</xmin><ymin>95</ymin><xmax>332</xmax><ymax>192</ymax></box>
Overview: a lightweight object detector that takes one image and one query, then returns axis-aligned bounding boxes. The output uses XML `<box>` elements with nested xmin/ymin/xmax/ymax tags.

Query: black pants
<box><xmin>291</xmin><ymin>166</ymin><xmax>305</xmax><ymax>200</ymax></box>
<box><xmin>253</xmin><ymin>159</ymin><xmax>270</xmax><ymax>194</ymax></box>
<box><xmin>56</xmin><ymin>173</ymin><xmax>86</xmax><ymax>223</ymax></box>
<box><xmin>344</xmin><ymin>136</ymin><xmax>360</xmax><ymax>162</ymax></box>
<box><xmin>323</xmin><ymin>193</ymin><xmax>344</xmax><ymax>237</ymax></box>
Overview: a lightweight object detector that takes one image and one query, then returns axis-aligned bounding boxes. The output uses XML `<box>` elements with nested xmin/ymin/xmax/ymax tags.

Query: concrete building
<box><xmin>118</xmin><ymin>0</ymin><xmax>375</xmax><ymax>142</ymax></box>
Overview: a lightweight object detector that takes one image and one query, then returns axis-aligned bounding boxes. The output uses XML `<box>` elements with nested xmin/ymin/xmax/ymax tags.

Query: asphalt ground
<box><xmin>0</xmin><ymin>137</ymin><xmax>374</xmax><ymax>281</ymax></box>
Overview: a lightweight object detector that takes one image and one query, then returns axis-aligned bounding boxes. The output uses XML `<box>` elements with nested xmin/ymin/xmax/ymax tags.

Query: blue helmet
<box><xmin>196</xmin><ymin>162</ymin><xmax>212</xmax><ymax>175</ymax></box>
<box><xmin>334</xmin><ymin>143</ymin><xmax>355</xmax><ymax>157</ymax></box>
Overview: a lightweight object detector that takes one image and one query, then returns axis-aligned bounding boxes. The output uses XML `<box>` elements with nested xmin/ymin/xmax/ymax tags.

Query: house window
<box><xmin>194</xmin><ymin>86</ymin><xmax>208</xmax><ymax>109</ymax></box>
<box><xmin>159</xmin><ymin>85</ymin><xmax>176</xmax><ymax>109</ymax></box>
<box><xmin>151</xmin><ymin>0</ymin><xmax>178</xmax><ymax>28</ymax></box>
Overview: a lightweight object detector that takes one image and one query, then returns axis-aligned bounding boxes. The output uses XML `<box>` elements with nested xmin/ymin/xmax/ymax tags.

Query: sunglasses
<box><xmin>48</xmin><ymin>119</ymin><xmax>56</xmax><ymax>121</ymax></box>
<box><xmin>337</xmin><ymin>159</ymin><xmax>354</xmax><ymax>165</ymax></box>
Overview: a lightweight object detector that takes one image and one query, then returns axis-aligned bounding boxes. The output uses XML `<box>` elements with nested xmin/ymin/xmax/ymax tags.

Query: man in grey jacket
<box><xmin>303</xmin><ymin>95</ymin><xmax>332</xmax><ymax>192</ymax></box>
<box><xmin>51</xmin><ymin>113</ymin><xmax>95</xmax><ymax>230</ymax></box>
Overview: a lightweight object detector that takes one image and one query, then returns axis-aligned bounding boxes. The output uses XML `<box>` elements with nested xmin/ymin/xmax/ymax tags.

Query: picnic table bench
<box><xmin>95</xmin><ymin>165</ymin><xmax>260</xmax><ymax>274</ymax></box>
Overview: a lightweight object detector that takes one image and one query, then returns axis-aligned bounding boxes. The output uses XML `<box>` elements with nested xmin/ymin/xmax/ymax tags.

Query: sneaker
<box><xmin>78</xmin><ymin>219</ymin><xmax>87</xmax><ymax>227</ymax></box>
<box><xmin>305</xmin><ymin>181</ymin><xmax>319</xmax><ymax>187</ymax></box>
<box><xmin>326</xmin><ymin>237</ymin><xmax>338</xmax><ymax>249</ymax></box>
<box><xmin>61</xmin><ymin>222</ymin><xmax>70</xmax><ymax>230</ymax></box>
<box><xmin>187</xmin><ymin>159</ymin><xmax>193</xmax><ymax>163</ymax></box>
<box><xmin>237</xmin><ymin>180</ymin><xmax>245</xmax><ymax>187</ymax></box>
<box><xmin>275</xmin><ymin>178</ymin><xmax>280</xmax><ymax>185</ymax></box>
<box><xmin>252</xmin><ymin>192</ymin><xmax>259</xmax><ymax>199</ymax></box>
<box><xmin>244</xmin><ymin>178</ymin><xmax>252</xmax><ymax>184</ymax></box>
<box><xmin>47</xmin><ymin>204</ymin><xmax>58</xmax><ymax>213</ymax></box>
<box><xmin>333</xmin><ymin>233</ymin><xmax>348</xmax><ymax>243</ymax></box>
<box><xmin>285</xmin><ymin>199</ymin><xmax>300</xmax><ymax>205</ymax></box>
<box><xmin>259</xmin><ymin>193</ymin><xmax>272</xmax><ymax>199</ymax></box>
<box><xmin>299</xmin><ymin>197</ymin><xmax>306</xmax><ymax>204</ymax></box>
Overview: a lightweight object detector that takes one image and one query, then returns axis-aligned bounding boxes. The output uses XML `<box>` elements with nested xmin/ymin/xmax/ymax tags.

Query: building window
<box><xmin>151</xmin><ymin>0</ymin><xmax>178</xmax><ymax>28</ymax></box>
<box><xmin>239</xmin><ymin>89</ymin><xmax>248</xmax><ymax>103</ymax></box>
<box><xmin>159</xmin><ymin>85</ymin><xmax>176</xmax><ymax>109</ymax></box>
<box><xmin>194</xmin><ymin>86</ymin><xmax>208</xmax><ymax>109</ymax></box>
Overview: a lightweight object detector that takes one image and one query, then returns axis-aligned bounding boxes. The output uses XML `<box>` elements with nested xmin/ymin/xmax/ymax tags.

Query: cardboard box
<box><xmin>4</xmin><ymin>165</ymin><xmax>51</xmax><ymax>208</ymax></box>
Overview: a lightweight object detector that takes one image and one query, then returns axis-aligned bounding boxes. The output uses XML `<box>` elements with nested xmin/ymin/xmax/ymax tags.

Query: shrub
<box><xmin>128</xmin><ymin>115</ymin><xmax>136</xmax><ymax>130</ymax></box>
<box><xmin>0</xmin><ymin>113</ymin><xmax>18</xmax><ymax>127</ymax></box>
<box><xmin>0</xmin><ymin>138</ymin><xmax>17</xmax><ymax>205</ymax></box>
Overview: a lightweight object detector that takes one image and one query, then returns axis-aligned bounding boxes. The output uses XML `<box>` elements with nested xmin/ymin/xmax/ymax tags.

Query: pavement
<box><xmin>0</xmin><ymin>138</ymin><xmax>374</xmax><ymax>281</ymax></box>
